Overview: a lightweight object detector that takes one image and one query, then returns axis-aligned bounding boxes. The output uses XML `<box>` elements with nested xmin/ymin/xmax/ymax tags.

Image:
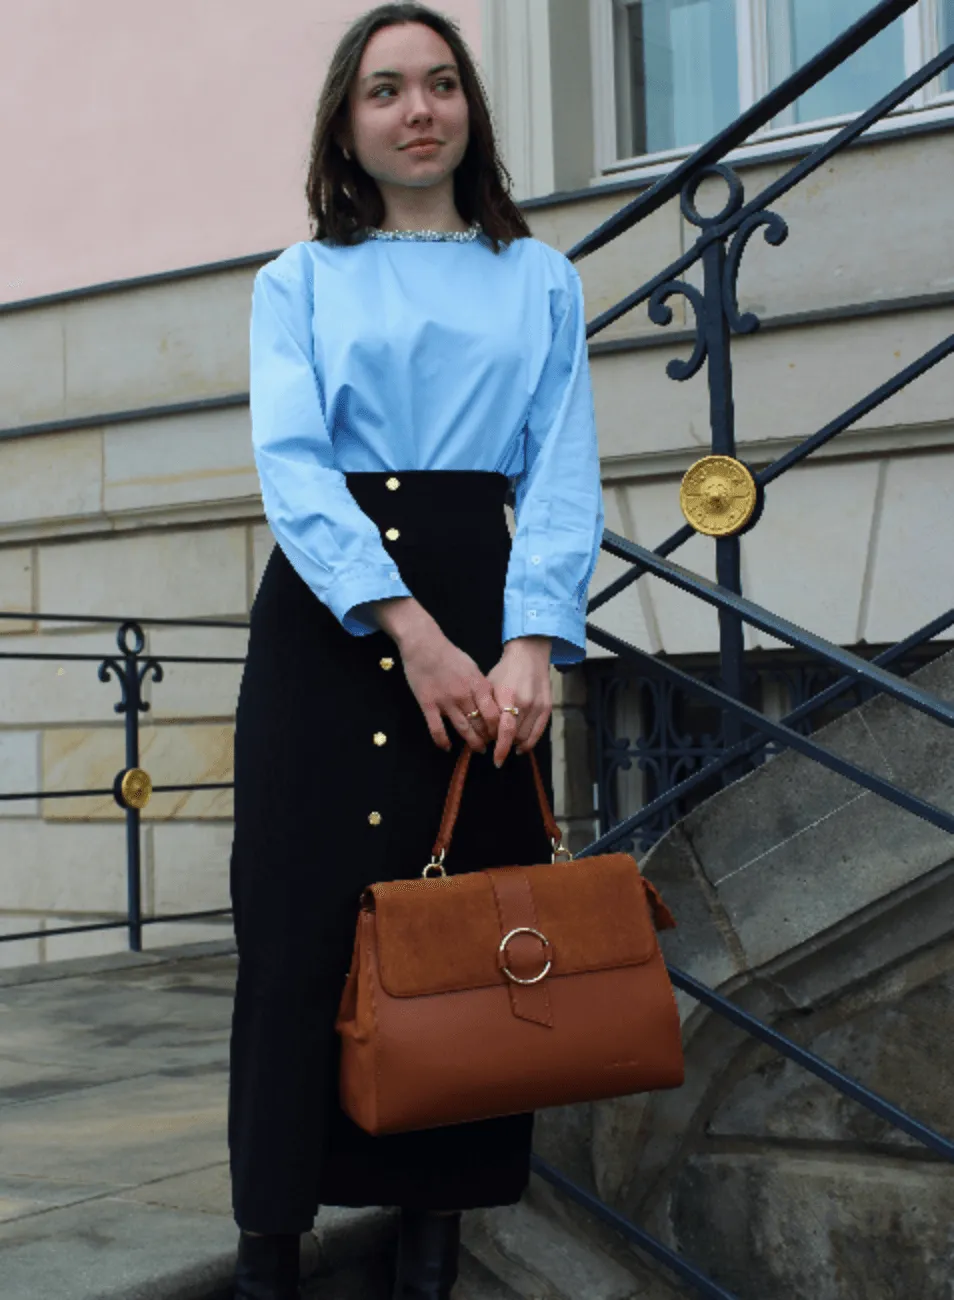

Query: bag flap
<box><xmin>369</xmin><ymin>854</ymin><xmax>659</xmax><ymax>999</ymax></box>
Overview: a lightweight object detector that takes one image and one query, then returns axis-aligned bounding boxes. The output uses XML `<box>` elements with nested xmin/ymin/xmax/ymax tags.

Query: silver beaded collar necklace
<box><xmin>365</xmin><ymin>221</ymin><xmax>483</xmax><ymax>243</ymax></box>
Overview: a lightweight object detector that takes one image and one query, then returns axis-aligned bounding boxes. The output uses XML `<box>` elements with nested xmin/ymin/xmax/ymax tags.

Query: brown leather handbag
<box><xmin>335</xmin><ymin>746</ymin><xmax>685</xmax><ymax>1136</ymax></box>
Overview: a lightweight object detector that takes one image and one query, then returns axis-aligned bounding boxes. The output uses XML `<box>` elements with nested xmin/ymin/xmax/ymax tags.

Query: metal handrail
<box><xmin>0</xmin><ymin>610</ymin><xmax>249</xmax><ymax>628</ymax></box>
<box><xmin>531</xmin><ymin>1155</ymin><xmax>740</xmax><ymax>1299</ymax></box>
<box><xmin>599</xmin><ymin>534</ymin><xmax>954</xmax><ymax>728</ymax></box>
<box><xmin>587</xmin><ymin>610</ymin><xmax>954</xmax><ymax>846</ymax></box>
<box><xmin>586</xmin><ymin>621</ymin><xmax>954</xmax><ymax>836</ymax></box>
<box><xmin>549</xmin><ymin>6</ymin><xmax>954</xmax><ymax>1291</ymax></box>
<box><xmin>568</xmin><ymin>0</ymin><xmax>924</xmax><ymax>262</ymax></box>
<box><xmin>668</xmin><ymin>968</ymin><xmax>954</xmax><ymax>1161</ymax></box>
<box><xmin>575</xmin><ymin>43</ymin><xmax>954</xmax><ymax>334</ymax></box>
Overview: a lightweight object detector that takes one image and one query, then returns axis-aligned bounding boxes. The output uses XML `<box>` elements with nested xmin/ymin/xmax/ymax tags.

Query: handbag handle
<box><xmin>422</xmin><ymin>744</ymin><xmax>679</xmax><ymax>932</ymax></box>
<box><xmin>425</xmin><ymin>746</ymin><xmax>569</xmax><ymax>876</ymax></box>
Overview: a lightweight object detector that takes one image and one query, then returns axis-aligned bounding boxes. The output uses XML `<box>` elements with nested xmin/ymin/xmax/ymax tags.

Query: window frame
<box><xmin>590</xmin><ymin>0</ymin><xmax>954</xmax><ymax>178</ymax></box>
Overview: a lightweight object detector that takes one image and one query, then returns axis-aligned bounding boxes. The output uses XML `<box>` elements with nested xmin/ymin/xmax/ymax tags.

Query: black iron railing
<box><xmin>1</xmin><ymin>2</ymin><xmax>953</xmax><ymax>1294</ymax></box>
<box><xmin>590</xmin><ymin>616</ymin><xmax>954</xmax><ymax>853</ymax></box>
<box><xmin>542</xmin><ymin>0</ymin><xmax>954</xmax><ymax>1294</ymax></box>
<box><xmin>0</xmin><ymin>611</ymin><xmax>247</xmax><ymax>952</ymax></box>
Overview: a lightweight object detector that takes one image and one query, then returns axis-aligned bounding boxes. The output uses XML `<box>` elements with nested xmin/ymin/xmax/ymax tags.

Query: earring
<box><xmin>342</xmin><ymin>145</ymin><xmax>352</xmax><ymax>161</ymax></box>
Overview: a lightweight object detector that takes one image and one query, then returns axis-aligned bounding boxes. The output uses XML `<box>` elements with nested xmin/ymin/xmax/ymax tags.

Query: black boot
<box><xmin>392</xmin><ymin>1209</ymin><xmax>462</xmax><ymax>1300</ymax></box>
<box><xmin>234</xmin><ymin>1231</ymin><xmax>300</xmax><ymax>1299</ymax></box>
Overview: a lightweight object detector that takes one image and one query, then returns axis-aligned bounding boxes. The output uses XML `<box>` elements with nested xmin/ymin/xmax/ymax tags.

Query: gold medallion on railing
<box><xmin>679</xmin><ymin>456</ymin><xmax>758</xmax><ymax>537</ymax></box>
<box><xmin>120</xmin><ymin>767</ymin><xmax>153</xmax><ymax>810</ymax></box>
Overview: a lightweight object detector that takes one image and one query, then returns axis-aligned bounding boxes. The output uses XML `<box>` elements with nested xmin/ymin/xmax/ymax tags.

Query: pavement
<box><xmin>0</xmin><ymin>941</ymin><xmax>404</xmax><ymax>1300</ymax></box>
<box><xmin>0</xmin><ymin>941</ymin><xmax>680</xmax><ymax>1300</ymax></box>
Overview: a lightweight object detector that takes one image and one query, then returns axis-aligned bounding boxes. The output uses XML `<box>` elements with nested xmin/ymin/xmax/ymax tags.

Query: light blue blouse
<box><xmin>248</xmin><ymin>230</ymin><xmax>604</xmax><ymax>666</ymax></box>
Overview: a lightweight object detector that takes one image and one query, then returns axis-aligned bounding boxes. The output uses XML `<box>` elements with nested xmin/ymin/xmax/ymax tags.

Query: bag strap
<box><xmin>425</xmin><ymin>745</ymin><xmax>679</xmax><ymax>935</ymax></box>
<box><xmin>431</xmin><ymin>747</ymin><xmax>564</xmax><ymax>861</ymax></box>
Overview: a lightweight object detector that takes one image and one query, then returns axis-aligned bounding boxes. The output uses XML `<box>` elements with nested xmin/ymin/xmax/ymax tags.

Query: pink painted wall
<box><xmin>1</xmin><ymin>0</ymin><xmax>482</xmax><ymax>304</ymax></box>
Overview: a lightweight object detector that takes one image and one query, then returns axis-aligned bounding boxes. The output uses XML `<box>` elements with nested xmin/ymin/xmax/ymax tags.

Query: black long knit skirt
<box><xmin>228</xmin><ymin>470</ymin><xmax>554</xmax><ymax>1233</ymax></box>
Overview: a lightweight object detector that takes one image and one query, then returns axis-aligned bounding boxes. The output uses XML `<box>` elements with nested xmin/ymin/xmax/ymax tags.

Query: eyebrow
<box><xmin>362</xmin><ymin>63</ymin><xmax>457</xmax><ymax>84</ymax></box>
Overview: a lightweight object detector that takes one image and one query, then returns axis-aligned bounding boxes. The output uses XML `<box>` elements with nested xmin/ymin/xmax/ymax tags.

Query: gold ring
<box><xmin>502</xmin><ymin>706</ymin><xmax>520</xmax><ymax>716</ymax></box>
<box><xmin>498</xmin><ymin>926</ymin><xmax>552</xmax><ymax>985</ymax></box>
<box><xmin>467</xmin><ymin>709</ymin><xmax>480</xmax><ymax>719</ymax></box>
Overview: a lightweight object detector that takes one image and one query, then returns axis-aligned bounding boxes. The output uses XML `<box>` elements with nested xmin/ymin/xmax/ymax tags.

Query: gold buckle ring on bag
<box><xmin>421</xmin><ymin>849</ymin><xmax>447</xmax><ymax>879</ymax></box>
<box><xmin>499</xmin><ymin>927</ymin><xmax>553</xmax><ymax>985</ymax></box>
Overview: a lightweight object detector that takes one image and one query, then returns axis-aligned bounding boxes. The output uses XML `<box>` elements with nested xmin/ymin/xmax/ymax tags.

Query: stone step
<box><xmin>460</xmin><ymin>1195</ymin><xmax>681</xmax><ymax>1300</ymax></box>
<box><xmin>301</xmin><ymin>1196</ymin><xmax>681</xmax><ymax>1300</ymax></box>
<box><xmin>302</xmin><ymin>1207</ymin><xmax>522</xmax><ymax>1300</ymax></box>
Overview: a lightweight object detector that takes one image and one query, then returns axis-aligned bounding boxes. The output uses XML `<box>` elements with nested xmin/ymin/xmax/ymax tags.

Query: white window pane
<box><xmin>942</xmin><ymin>0</ymin><xmax>954</xmax><ymax>94</ymax></box>
<box><xmin>615</xmin><ymin>0</ymin><xmax>740</xmax><ymax>157</ymax></box>
<box><xmin>767</xmin><ymin>0</ymin><xmax>905</xmax><ymax>126</ymax></box>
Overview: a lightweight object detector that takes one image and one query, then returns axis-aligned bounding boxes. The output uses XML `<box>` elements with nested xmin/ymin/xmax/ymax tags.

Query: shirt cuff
<box><xmin>323</xmin><ymin>564</ymin><xmax>414</xmax><ymax>636</ymax></box>
<box><xmin>502</xmin><ymin>601</ymin><xmax>587</xmax><ymax>666</ymax></box>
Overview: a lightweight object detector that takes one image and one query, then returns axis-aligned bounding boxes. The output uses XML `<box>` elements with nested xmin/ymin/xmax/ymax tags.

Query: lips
<box><xmin>402</xmin><ymin>138</ymin><xmax>441</xmax><ymax>150</ymax></box>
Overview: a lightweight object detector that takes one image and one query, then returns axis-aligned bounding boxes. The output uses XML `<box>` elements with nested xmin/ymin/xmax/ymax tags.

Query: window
<box><xmin>943</xmin><ymin>0</ymin><xmax>954</xmax><ymax>92</ymax></box>
<box><xmin>614</xmin><ymin>0</ymin><xmax>741</xmax><ymax>155</ymax></box>
<box><xmin>767</xmin><ymin>0</ymin><xmax>905</xmax><ymax>127</ymax></box>
<box><xmin>599</xmin><ymin>0</ymin><xmax>954</xmax><ymax>167</ymax></box>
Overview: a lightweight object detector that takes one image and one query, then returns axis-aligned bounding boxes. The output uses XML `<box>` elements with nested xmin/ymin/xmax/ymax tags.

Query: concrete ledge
<box><xmin>0</xmin><ymin>937</ymin><xmax>236</xmax><ymax>990</ymax></box>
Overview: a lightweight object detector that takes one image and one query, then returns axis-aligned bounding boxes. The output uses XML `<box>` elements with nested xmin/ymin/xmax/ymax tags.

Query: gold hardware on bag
<box><xmin>422</xmin><ymin>849</ymin><xmax>447</xmax><ymax>878</ymax></box>
<box><xmin>551</xmin><ymin>837</ymin><xmax>573</xmax><ymax>862</ymax></box>
<box><xmin>499</xmin><ymin>926</ymin><xmax>552</xmax><ymax>985</ymax></box>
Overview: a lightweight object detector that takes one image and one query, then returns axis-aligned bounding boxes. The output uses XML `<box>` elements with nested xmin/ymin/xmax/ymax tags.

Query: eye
<box><xmin>435</xmin><ymin>77</ymin><xmax>458</xmax><ymax>93</ymax></box>
<box><xmin>370</xmin><ymin>83</ymin><xmax>396</xmax><ymax>99</ymax></box>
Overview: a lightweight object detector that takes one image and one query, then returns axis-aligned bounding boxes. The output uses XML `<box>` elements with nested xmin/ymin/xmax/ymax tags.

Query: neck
<box><xmin>377</xmin><ymin>183</ymin><xmax>467</xmax><ymax>234</ymax></box>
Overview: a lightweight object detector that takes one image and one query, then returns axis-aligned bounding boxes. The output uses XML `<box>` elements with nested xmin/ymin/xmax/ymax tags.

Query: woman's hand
<box><xmin>487</xmin><ymin>636</ymin><xmax>552</xmax><ymax>767</ymax></box>
<box><xmin>373</xmin><ymin>597</ymin><xmax>499</xmax><ymax>752</ymax></box>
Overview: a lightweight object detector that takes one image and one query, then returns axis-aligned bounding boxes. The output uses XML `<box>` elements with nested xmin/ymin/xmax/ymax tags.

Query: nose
<box><xmin>404</xmin><ymin>83</ymin><xmax>434</xmax><ymax>123</ymax></box>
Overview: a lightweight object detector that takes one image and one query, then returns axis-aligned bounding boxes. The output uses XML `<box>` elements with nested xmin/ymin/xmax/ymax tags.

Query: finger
<box><xmin>461</xmin><ymin>704</ymin><xmax>485</xmax><ymax>739</ymax></box>
<box><xmin>494</xmin><ymin>711</ymin><xmax>519</xmax><ymax>767</ymax></box>
<box><xmin>517</xmin><ymin>708</ymin><xmax>551</xmax><ymax>754</ymax></box>
<box><xmin>423</xmin><ymin>704</ymin><xmax>451</xmax><ymax>751</ymax></box>
<box><xmin>512</xmin><ymin>708</ymin><xmax>538</xmax><ymax>755</ymax></box>
<box><xmin>472</xmin><ymin>683</ymin><xmax>500</xmax><ymax>736</ymax></box>
<box><xmin>461</xmin><ymin>697</ymin><xmax>491</xmax><ymax>743</ymax></box>
<box><xmin>511</xmin><ymin>700</ymin><xmax>536</xmax><ymax>747</ymax></box>
<box><xmin>447</xmin><ymin>705</ymin><xmax>487</xmax><ymax>752</ymax></box>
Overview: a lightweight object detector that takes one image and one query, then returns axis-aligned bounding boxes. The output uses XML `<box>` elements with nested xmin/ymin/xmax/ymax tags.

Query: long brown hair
<box><xmin>304</xmin><ymin>3</ymin><xmax>531</xmax><ymax>254</ymax></box>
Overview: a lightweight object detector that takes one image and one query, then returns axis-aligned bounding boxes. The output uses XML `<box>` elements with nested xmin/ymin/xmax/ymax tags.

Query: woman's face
<box><xmin>346</xmin><ymin>22</ymin><xmax>470</xmax><ymax>196</ymax></box>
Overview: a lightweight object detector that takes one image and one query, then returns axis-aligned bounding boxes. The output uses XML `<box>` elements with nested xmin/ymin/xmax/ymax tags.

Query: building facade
<box><xmin>1</xmin><ymin>0</ymin><xmax>952</xmax><ymax>964</ymax></box>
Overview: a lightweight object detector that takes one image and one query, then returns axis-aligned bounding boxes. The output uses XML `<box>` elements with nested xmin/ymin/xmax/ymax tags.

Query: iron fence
<box><xmin>0</xmin><ymin>611</ymin><xmax>247</xmax><ymax>952</ymax></box>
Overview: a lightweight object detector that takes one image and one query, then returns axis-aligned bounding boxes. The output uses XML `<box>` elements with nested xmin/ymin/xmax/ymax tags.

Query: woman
<box><xmin>228</xmin><ymin>4</ymin><xmax>604</xmax><ymax>1297</ymax></box>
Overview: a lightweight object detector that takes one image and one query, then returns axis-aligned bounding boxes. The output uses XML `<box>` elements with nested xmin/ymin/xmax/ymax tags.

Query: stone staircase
<box><xmin>523</xmin><ymin>647</ymin><xmax>954</xmax><ymax>1299</ymax></box>
<box><xmin>304</xmin><ymin>1186</ymin><xmax>687</xmax><ymax>1299</ymax></box>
